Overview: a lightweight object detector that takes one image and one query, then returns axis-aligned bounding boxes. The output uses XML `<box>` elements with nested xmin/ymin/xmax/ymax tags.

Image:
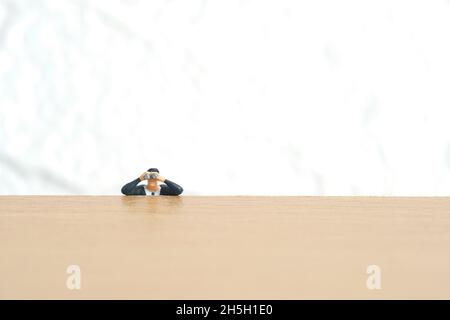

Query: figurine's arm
<box><xmin>121</xmin><ymin>178</ymin><xmax>145</xmax><ymax>195</ymax></box>
<box><xmin>160</xmin><ymin>179</ymin><xmax>183</xmax><ymax>196</ymax></box>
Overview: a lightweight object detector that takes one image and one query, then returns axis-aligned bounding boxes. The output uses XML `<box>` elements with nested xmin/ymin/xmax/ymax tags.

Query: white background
<box><xmin>1</xmin><ymin>0</ymin><xmax>450</xmax><ymax>195</ymax></box>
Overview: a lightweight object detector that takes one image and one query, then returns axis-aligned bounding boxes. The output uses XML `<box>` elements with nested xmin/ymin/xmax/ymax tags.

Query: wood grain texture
<box><xmin>1</xmin><ymin>196</ymin><xmax>450</xmax><ymax>299</ymax></box>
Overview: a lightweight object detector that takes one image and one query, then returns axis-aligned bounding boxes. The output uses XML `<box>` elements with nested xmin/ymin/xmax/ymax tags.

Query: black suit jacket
<box><xmin>121</xmin><ymin>178</ymin><xmax>183</xmax><ymax>196</ymax></box>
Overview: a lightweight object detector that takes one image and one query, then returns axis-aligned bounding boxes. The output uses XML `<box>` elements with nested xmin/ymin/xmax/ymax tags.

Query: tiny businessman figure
<box><xmin>121</xmin><ymin>168</ymin><xmax>183</xmax><ymax>196</ymax></box>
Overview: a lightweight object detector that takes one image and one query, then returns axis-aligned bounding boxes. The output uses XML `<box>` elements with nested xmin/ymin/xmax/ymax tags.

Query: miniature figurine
<box><xmin>121</xmin><ymin>168</ymin><xmax>183</xmax><ymax>196</ymax></box>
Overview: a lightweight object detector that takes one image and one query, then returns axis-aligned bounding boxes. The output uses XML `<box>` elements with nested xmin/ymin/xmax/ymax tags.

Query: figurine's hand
<box><xmin>139</xmin><ymin>172</ymin><xmax>149</xmax><ymax>181</ymax></box>
<box><xmin>156</xmin><ymin>175</ymin><xmax>166</xmax><ymax>182</ymax></box>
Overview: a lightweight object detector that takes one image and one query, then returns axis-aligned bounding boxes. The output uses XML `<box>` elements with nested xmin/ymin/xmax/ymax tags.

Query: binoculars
<box><xmin>144</xmin><ymin>172</ymin><xmax>159</xmax><ymax>180</ymax></box>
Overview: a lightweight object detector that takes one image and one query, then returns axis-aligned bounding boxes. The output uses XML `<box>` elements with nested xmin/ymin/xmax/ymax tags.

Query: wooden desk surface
<box><xmin>1</xmin><ymin>196</ymin><xmax>449</xmax><ymax>299</ymax></box>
